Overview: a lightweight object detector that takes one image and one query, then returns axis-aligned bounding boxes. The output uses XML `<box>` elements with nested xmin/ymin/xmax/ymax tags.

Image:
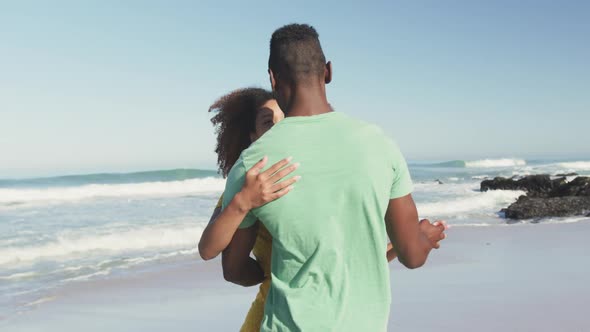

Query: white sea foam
<box><xmin>24</xmin><ymin>296</ymin><xmax>56</xmax><ymax>307</ymax></box>
<box><xmin>449</xmin><ymin>223</ymin><xmax>500</xmax><ymax>227</ymax></box>
<box><xmin>452</xmin><ymin>216</ymin><xmax>590</xmax><ymax>227</ymax></box>
<box><xmin>417</xmin><ymin>190</ymin><xmax>525</xmax><ymax>217</ymax></box>
<box><xmin>0</xmin><ymin>177</ymin><xmax>225</xmax><ymax>206</ymax></box>
<box><xmin>413</xmin><ymin>182</ymin><xmax>478</xmax><ymax>195</ymax></box>
<box><xmin>526</xmin><ymin>216</ymin><xmax>590</xmax><ymax>225</ymax></box>
<box><xmin>465</xmin><ymin>158</ymin><xmax>526</xmax><ymax>168</ymax></box>
<box><xmin>509</xmin><ymin>161</ymin><xmax>590</xmax><ymax>177</ymax></box>
<box><xmin>0</xmin><ymin>223</ymin><xmax>204</xmax><ymax>266</ymax></box>
<box><xmin>0</xmin><ymin>271</ymin><xmax>39</xmax><ymax>281</ymax></box>
<box><xmin>556</xmin><ymin>161</ymin><xmax>590</xmax><ymax>171</ymax></box>
<box><xmin>59</xmin><ymin>248</ymin><xmax>199</xmax><ymax>282</ymax></box>
<box><xmin>63</xmin><ymin>269</ymin><xmax>112</xmax><ymax>282</ymax></box>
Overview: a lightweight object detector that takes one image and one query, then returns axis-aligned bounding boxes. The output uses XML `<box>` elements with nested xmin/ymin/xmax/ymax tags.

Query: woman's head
<box><xmin>209</xmin><ymin>88</ymin><xmax>283</xmax><ymax>177</ymax></box>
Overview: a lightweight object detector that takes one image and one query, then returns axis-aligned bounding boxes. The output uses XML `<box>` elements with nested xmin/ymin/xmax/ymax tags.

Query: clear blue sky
<box><xmin>1</xmin><ymin>1</ymin><xmax>589</xmax><ymax>178</ymax></box>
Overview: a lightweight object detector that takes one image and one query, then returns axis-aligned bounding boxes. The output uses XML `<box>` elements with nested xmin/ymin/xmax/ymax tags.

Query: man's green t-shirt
<box><xmin>222</xmin><ymin>112</ymin><xmax>412</xmax><ymax>331</ymax></box>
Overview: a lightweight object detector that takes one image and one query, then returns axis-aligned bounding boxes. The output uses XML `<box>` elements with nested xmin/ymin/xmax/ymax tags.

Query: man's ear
<box><xmin>268</xmin><ymin>68</ymin><xmax>277</xmax><ymax>91</ymax></box>
<box><xmin>324</xmin><ymin>61</ymin><xmax>332</xmax><ymax>84</ymax></box>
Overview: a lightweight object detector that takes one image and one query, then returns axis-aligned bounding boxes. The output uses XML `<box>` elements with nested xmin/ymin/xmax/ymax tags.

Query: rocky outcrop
<box><xmin>504</xmin><ymin>196</ymin><xmax>590</xmax><ymax>219</ymax></box>
<box><xmin>480</xmin><ymin>175</ymin><xmax>565</xmax><ymax>197</ymax></box>
<box><xmin>481</xmin><ymin>175</ymin><xmax>590</xmax><ymax>219</ymax></box>
<box><xmin>548</xmin><ymin>176</ymin><xmax>590</xmax><ymax>197</ymax></box>
<box><xmin>555</xmin><ymin>172</ymin><xmax>578</xmax><ymax>177</ymax></box>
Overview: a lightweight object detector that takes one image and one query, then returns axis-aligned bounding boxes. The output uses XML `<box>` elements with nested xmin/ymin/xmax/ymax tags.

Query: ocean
<box><xmin>1</xmin><ymin>158</ymin><xmax>589</xmax><ymax>318</ymax></box>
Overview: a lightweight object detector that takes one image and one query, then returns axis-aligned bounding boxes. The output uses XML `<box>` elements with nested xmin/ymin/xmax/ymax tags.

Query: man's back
<box><xmin>224</xmin><ymin>112</ymin><xmax>412</xmax><ymax>331</ymax></box>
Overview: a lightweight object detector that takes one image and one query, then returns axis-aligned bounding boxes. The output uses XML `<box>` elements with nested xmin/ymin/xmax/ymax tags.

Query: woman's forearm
<box><xmin>198</xmin><ymin>192</ymin><xmax>252</xmax><ymax>260</ymax></box>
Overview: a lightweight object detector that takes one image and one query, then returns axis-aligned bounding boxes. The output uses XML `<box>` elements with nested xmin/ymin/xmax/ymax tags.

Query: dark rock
<box><xmin>504</xmin><ymin>195</ymin><xmax>590</xmax><ymax>219</ymax></box>
<box><xmin>480</xmin><ymin>175</ymin><xmax>566</xmax><ymax>197</ymax></box>
<box><xmin>549</xmin><ymin>177</ymin><xmax>590</xmax><ymax>197</ymax></box>
<box><xmin>484</xmin><ymin>175</ymin><xmax>590</xmax><ymax>220</ymax></box>
<box><xmin>555</xmin><ymin>172</ymin><xmax>578</xmax><ymax>177</ymax></box>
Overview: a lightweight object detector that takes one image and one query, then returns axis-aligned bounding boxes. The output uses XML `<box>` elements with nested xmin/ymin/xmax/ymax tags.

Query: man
<box><xmin>222</xmin><ymin>24</ymin><xmax>445</xmax><ymax>331</ymax></box>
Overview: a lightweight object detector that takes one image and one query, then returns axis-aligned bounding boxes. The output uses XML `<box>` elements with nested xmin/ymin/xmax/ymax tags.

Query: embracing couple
<box><xmin>199</xmin><ymin>23</ymin><xmax>447</xmax><ymax>332</ymax></box>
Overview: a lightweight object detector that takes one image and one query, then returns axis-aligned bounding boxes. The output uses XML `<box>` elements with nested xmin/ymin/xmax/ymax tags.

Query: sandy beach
<box><xmin>2</xmin><ymin>220</ymin><xmax>589</xmax><ymax>332</ymax></box>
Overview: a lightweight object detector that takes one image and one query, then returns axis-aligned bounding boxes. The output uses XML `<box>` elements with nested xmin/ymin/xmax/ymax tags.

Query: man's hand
<box><xmin>385</xmin><ymin>195</ymin><xmax>447</xmax><ymax>269</ymax></box>
<box><xmin>418</xmin><ymin>219</ymin><xmax>447</xmax><ymax>249</ymax></box>
<box><xmin>386</xmin><ymin>220</ymin><xmax>448</xmax><ymax>262</ymax></box>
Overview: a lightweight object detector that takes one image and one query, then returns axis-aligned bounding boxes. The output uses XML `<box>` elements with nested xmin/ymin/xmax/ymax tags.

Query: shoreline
<box><xmin>3</xmin><ymin>220</ymin><xmax>590</xmax><ymax>331</ymax></box>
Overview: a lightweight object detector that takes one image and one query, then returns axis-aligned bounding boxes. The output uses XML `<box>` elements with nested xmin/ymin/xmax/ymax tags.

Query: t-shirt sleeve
<box><xmin>221</xmin><ymin>157</ymin><xmax>258</xmax><ymax>229</ymax></box>
<box><xmin>389</xmin><ymin>141</ymin><xmax>414</xmax><ymax>199</ymax></box>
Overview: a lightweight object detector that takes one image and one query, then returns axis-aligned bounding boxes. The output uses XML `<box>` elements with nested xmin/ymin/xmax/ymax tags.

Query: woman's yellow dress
<box><xmin>216</xmin><ymin>195</ymin><xmax>272</xmax><ymax>332</ymax></box>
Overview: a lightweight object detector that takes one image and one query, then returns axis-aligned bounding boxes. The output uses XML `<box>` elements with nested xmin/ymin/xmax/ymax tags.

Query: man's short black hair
<box><xmin>269</xmin><ymin>24</ymin><xmax>326</xmax><ymax>84</ymax></box>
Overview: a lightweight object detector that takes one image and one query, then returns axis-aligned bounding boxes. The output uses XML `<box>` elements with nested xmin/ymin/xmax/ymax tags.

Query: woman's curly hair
<box><xmin>209</xmin><ymin>87</ymin><xmax>274</xmax><ymax>177</ymax></box>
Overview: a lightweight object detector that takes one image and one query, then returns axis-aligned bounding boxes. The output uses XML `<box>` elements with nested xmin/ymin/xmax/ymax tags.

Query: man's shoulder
<box><xmin>226</xmin><ymin>154</ymin><xmax>248</xmax><ymax>182</ymax></box>
<box><xmin>340</xmin><ymin>114</ymin><xmax>393</xmax><ymax>143</ymax></box>
<box><xmin>239</xmin><ymin>127</ymin><xmax>283</xmax><ymax>168</ymax></box>
<box><xmin>238</xmin><ymin>143</ymin><xmax>265</xmax><ymax>171</ymax></box>
<box><xmin>338</xmin><ymin>114</ymin><xmax>404</xmax><ymax>163</ymax></box>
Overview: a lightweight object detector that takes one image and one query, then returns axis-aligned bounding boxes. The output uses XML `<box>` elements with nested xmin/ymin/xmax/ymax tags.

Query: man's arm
<box><xmin>385</xmin><ymin>194</ymin><xmax>444</xmax><ymax>269</ymax></box>
<box><xmin>386</xmin><ymin>243</ymin><xmax>398</xmax><ymax>262</ymax></box>
<box><xmin>221</xmin><ymin>223</ymin><xmax>265</xmax><ymax>286</ymax></box>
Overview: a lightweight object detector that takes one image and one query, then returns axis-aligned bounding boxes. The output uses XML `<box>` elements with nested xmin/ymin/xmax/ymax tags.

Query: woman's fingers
<box><xmin>247</xmin><ymin>156</ymin><xmax>268</xmax><ymax>176</ymax></box>
<box><xmin>259</xmin><ymin>157</ymin><xmax>293</xmax><ymax>179</ymax></box>
<box><xmin>269</xmin><ymin>162</ymin><xmax>299</xmax><ymax>183</ymax></box>
<box><xmin>271</xmin><ymin>176</ymin><xmax>301</xmax><ymax>193</ymax></box>
<box><xmin>270</xmin><ymin>184</ymin><xmax>294</xmax><ymax>200</ymax></box>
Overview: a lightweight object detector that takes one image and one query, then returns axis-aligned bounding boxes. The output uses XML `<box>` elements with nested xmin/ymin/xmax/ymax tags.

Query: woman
<box><xmin>198</xmin><ymin>87</ymin><xmax>430</xmax><ymax>331</ymax></box>
<box><xmin>198</xmin><ymin>88</ymin><xmax>300</xmax><ymax>332</ymax></box>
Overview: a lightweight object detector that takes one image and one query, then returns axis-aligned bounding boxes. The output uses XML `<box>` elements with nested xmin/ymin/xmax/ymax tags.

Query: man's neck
<box><xmin>284</xmin><ymin>85</ymin><xmax>332</xmax><ymax>117</ymax></box>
